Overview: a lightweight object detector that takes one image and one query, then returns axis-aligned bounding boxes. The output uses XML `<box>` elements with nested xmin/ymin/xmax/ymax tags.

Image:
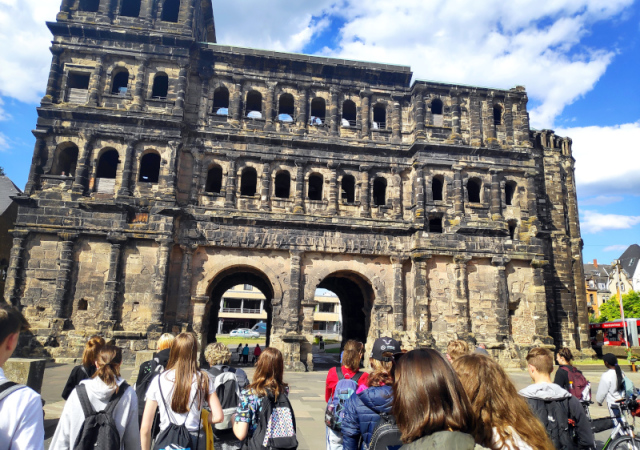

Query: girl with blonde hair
<box><xmin>453</xmin><ymin>353</ymin><xmax>554</xmax><ymax>450</ymax></box>
<box><xmin>61</xmin><ymin>335</ymin><xmax>105</xmax><ymax>400</ymax></box>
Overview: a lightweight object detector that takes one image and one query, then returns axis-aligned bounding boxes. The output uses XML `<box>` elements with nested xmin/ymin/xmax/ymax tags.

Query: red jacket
<box><xmin>325</xmin><ymin>366</ymin><xmax>369</xmax><ymax>402</ymax></box>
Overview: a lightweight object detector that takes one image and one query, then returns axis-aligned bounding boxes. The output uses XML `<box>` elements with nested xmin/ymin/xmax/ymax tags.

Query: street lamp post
<box><xmin>614</xmin><ymin>260</ymin><xmax>629</xmax><ymax>350</ymax></box>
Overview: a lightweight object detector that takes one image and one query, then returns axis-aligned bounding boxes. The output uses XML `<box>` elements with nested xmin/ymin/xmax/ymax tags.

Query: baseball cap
<box><xmin>371</xmin><ymin>337</ymin><xmax>401</xmax><ymax>362</ymax></box>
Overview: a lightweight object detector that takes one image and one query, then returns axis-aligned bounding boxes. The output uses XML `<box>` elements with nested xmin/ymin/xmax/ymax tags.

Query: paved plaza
<box><xmin>39</xmin><ymin>352</ymin><xmax>640</xmax><ymax>450</ymax></box>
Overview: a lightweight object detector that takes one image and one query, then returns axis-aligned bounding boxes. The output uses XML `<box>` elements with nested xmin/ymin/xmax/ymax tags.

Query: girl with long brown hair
<box><xmin>61</xmin><ymin>335</ymin><xmax>105</xmax><ymax>400</ymax></box>
<box><xmin>141</xmin><ymin>332</ymin><xmax>223</xmax><ymax>450</ymax></box>
<box><xmin>51</xmin><ymin>345</ymin><xmax>140</xmax><ymax>449</ymax></box>
<box><xmin>453</xmin><ymin>353</ymin><xmax>554</xmax><ymax>450</ymax></box>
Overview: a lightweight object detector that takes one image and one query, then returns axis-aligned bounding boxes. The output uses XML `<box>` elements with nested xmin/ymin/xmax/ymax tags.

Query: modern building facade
<box><xmin>4</xmin><ymin>0</ymin><xmax>590</xmax><ymax>368</ymax></box>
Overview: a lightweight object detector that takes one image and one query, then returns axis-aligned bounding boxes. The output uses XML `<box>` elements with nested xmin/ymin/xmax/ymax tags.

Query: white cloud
<box><xmin>580</xmin><ymin>195</ymin><xmax>624</xmax><ymax>206</ymax></box>
<box><xmin>604</xmin><ymin>245</ymin><xmax>631</xmax><ymax>252</ymax></box>
<box><xmin>581</xmin><ymin>210</ymin><xmax>640</xmax><ymax>234</ymax></box>
<box><xmin>557</xmin><ymin>122</ymin><xmax>640</xmax><ymax>196</ymax></box>
<box><xmin>0</xmin><ymin>98</ymin><xmax>10</xmax><ymax>121</ymax></box>
<box><xmin>0</xmin><ymin>132</ymin><xmax>8</xmax><ymax>152</ymax></box>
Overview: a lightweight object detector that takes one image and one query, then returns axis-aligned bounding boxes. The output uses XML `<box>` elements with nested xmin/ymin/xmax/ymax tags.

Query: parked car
<box><xmin>230</xmin><ymin>328</ymin><xmax>260</xmax><ymax>338</ymax></box>
<box><xmin>251</xmin><ymin>322</ymin><xmax>267</xmax><ymax>335</ymax></box>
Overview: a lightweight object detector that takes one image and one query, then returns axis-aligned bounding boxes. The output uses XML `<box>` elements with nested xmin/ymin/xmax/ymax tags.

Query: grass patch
<box><xmin>325</xmin><ymin>348</ymin><xmax>341</xmax><ymax>354</ymax></box>
<box><xmin>216</xmin><ymin>336</ymin><xmax>266</xmax><ymax>346</ymax></box>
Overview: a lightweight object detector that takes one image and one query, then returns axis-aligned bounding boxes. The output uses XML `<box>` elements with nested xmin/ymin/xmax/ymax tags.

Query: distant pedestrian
<box><xmin>596</xmin><ymin>353</ymin><xmax>626</xmax><ymax>424</ymax></box>
<box><xmin>554</xmin><ymin>347</ymin><xmax>590</xmax><ymax>401</ymax></box>
<box><xmin>445</xmin><ymin>339</ymin><xmax>470</xmax><ymax>363</ymax></box>
<box><xmin>242</xmin><ymin>344</ymin><xmax>249</xmax><ymax>364</ymax></box>
<box><xmin>236</xmin><ymin>344</ymin><xmax>242</xmax><ymax>363</ymax></box>
<box><xmin>50</xmin><ymin>345</ymin><xmax>140</xmax><ymax>450</ymax></box>
<box><xmin>61</xmin><ymin>335</ymin><xmax>105</xmax><ymax>400</ymax></box>
<box><xmin>252</xmin><ymin>344</ymin><xmax>262</xmax><ymax>364</ymax></box>
<box><xmin>0</xmin><ymin>304</ymin><xmax>44</xmax><ymax>450</ymax></box>
<box><xmin>474</xmin><ymin>343</ymin><xmax>490</xmax><ymax>356</ymax></box>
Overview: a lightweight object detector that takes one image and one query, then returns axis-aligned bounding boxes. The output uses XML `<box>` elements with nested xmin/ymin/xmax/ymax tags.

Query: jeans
<box><xmin>326</xmin><ymin>427</ymin><xmax>343</xmax><ymax>450</ymax></box>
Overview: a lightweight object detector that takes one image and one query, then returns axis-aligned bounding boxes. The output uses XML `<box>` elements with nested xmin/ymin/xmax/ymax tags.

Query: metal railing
<box><xmin>371</xmin><ymin>121</ymin><xmax>386</xmax><ymax>130</ymax></box>
<box><xmin>341</xmin><ymin>118</ymin><xmax>356</xmax><ymax>127</ymax></box>
<box><xmin>221</xmin><ymin>307</ymin><xmax>262</xmax><ymax>314</ymax></box>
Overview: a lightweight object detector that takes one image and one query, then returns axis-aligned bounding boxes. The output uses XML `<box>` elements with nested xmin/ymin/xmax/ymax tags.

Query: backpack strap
<box><xmin>336</xmin><ymin>367</ymin><xmax>344</xmax><ymax>381</ymax></box>
<box><xmin>351</xmin><ymin>371</ymin><xmax>363</xmax><ymax>383</ymax></box>
<box><xmin>0</xmin><ymin>382</ymin><xmax>24</xmax><ymax>402</ymax></box>
<box><xmin>75</xmin><ymin>384</ymin><xmax>96</xmax><ymax>418</ymax></box>
<box><xmin>80</xmin><ymin>366</ymin><xmax>90</xmax><ymax>378</ymax></box>
<box><xmin>104</xmin><ymin>381</ymin><xmax>129</xmax><ymax>415</ymax></box>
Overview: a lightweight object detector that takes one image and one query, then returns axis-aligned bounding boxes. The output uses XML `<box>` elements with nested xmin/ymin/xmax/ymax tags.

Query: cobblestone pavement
<box><xmin>40</xmin><ymin>354</ymin><xmax>640</xmax><ymax>450</ymax></box>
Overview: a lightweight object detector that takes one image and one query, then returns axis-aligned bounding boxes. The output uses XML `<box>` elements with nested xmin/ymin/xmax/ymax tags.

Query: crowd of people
<box><xmin>0</xmin><ymin>302</ymin><xmax>636</xmax><ymax>450</ymax></box>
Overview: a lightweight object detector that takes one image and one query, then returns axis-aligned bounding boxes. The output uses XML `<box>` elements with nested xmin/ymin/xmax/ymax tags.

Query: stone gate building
<box><xmin>4</xmin><ymin>0</ymin><xmax>590</xmax><ymax>368</ymax></box>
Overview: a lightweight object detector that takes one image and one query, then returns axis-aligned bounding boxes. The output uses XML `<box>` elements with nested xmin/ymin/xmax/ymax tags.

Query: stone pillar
<box><xmin>491</xmin><ymin>256</ymin><xmax>510</xmax><ymax>343</ymax></box>
<box><xmin>286</xmin><ymin>251</ymin><xmax>303</xmax><ymax>333</ymax></box>
<box><xmin>98</xmin><ymin>0</ymin><xmax>114</xmax><ymax>16</ymax></box>
<box><xmin>327</xmin><ymin>163</ymin><xmax>338</xmax><ymax>215</ymax></box>
<box><xmin>3</xmin><ymin>358</ymin><xmax>46</xmax><ymax>394</ymax></box>
<box><xmin>526</xmin><ymin>172</ymin><xmax>538</xmax><ymax>217</ymax></box>
<box><xmin>413</xmin><ymin>164</ymin><xmax>425</xmax><ymax>221</ymax></box>
<box><xmin>391</xmin><ymin>168</ymin><xmax>402</xmax><ymax>219</ymax></box>
<box><xmin>230</xmin><ymin>79</ymin><xmax>243</xmax><ymax>123</ymax></box>
<box><xmin>412</xmin><ymin>254</ymin><xmax>434</xmax><ymax>346</ymax></box>
<box><xmin>391</xmin><ymin>257</ymin><xmax>405</xmax><ymax>331</ymax></box>
<box><xmin>186</xmin><ymin>0</ymin><xmax>195</xmax><ymax>29</ymax></box>
<box><xmin>164</xmin><ymin>141</ymin><xmax>179</xmax><ymax>197</ymax></box>
<box><xmin>453</xmin><ymin>255</ymin><xmax>472</xmax><ymax>341</ymax></box>
<box><xmin>52</xmin><ymin>232</ymin><xmax>78</xmax><ymax>319</ymax></box>
<box><xmin>296</xmin><ymin>85</ymin><xmax>308</xmax><ymax>132</ymax></box>
<box><xmin>72</xmin><ymin>135</ymin><xmax>96</xmax><ymax>195</ymax></box>
<box><xmin>117</xmin><ymin>141</ymin><xmax>137</xmax><ymax>197</ymax></box>
<box><xmin>87</xmin><ymin>55</ymin><xmax>104</xmax><ymax>106</ymax></box>
<box><xmin>44</xmin><ymin>46</ymin><xmax>63</xmax><ymax>103</ymax></box>
<box><xmin>469</xmin><ymin>94</ymin><xmax>482</xmax><ymax>147</ymax></box>
<box><xmin>504</xmin><ymin>96</ymin><xmax>514</xmax><ymax>144</ymax></box>
<box><xmin>451</xmin><ymin>93</ymin><xmax>461</xmax><ymax>137</ymax></box>
<box><xmin>264</xmin><ymin>83</ymin><xmax>276</xmax><ymax>131</ymax></box>
<box><xmin>359</xmin><ymin>167</ymin><xmax>371</xmax><ymax>218</ymax></box>
<box><xmin>360</xmin><ymin>92</ymin><xmax>371</xmax><ymax>138</ymax></box>
<box><xmin>189</xmin><ymin>153</ymin><xmax>202</xmax><ymax>205</ymax></box>
<box><xmin>260</xmin><ymin>161</ymin><xmax>271</xmax><ymax>211</ymax></box>
<box><xmin>489</xmin><ymin>169</ymin><xmax>502</xmax><ymax>218</ymax></box>
<box><xmin>197</xmin><ymin>75</ymin><xmax>211</xmax><ymax>126</ymax></box>
<box><xmin>177</xmin><ymin>245</ymin><xmax>196</xmax><ymax>323</ymax></box>
<box><xmin>191</xmin><ymin>295</ymin><xmax>209</xmax><ymax>343</ymax></box>
<box><xmin>453</xmin><ymin>166</ymin><xmax>464</xmax><ymax>215</ymax></box>
<box><xmin>131</xmin><ymin>59</ymin><xmax>149</xmax><ymax>111</ymax></box>
<box><xmin>391</xmin><ymin>95</ymin><xmax>402</xmax><ymax>142</ymax></box>
<box><xmin>151</xmin><ymin>238</ymin><xmax>172</xmax><ymax>328</ymax></box>
<box><xmin>292</xmin><ymin>164</ymin><xmax>304</xmax><ymax>214</ymax></box>
<box><xmin>103</xmin><ymin>234</ymin><xmax>127</xmax><ymax>322</ymax></box>
<box><xmin>139</xmin><ymin>0</ymin><xmax>153</xmax><ymax>20</ymax></box>
<box><xmin>224</xmin><ymin>159</ymin><xmax>237</xmax><ymax>209</ymax></box>
<box><xmin>3</xmin><ymin>231</ymin><xmax>28</xmax><ymax>307</ymax></box>
<box><xmin>329</xmin><ymin>89</ymin><xmax>339</xmax><ymax>136</ymax></box>
<box><xmin>483</xmin><ymin>99</ymin><xmax>496</xmax><ymax>140</ymax></box>
<box><xmin>174</xmin><ymin>64</ymin><xmax>188</xmax><ymax>114</ymax></box>
<box><xmin>24</xmin><ymin>135</ymin><xmax>47</xmax><ymax>195</ymax></box>
<box><xmin>531</xmin><ymin>259</ymin><xmax>552</xmax><ymax>343</ymax></box>
<box><xmin>414</xmin><ymin>89</ymin><xmax>425</xmax><ymax>137</ymax></box>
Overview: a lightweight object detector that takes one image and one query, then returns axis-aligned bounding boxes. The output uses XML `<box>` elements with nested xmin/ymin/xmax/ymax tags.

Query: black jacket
<box><xmin>135</xmin><ymin>348</ymin><xmax>171</xmax><ymax>384</ymax></box>
<box><xmin>554</xmin><ymin>365</ymin><xmax>572</xmax><ymax>391</ymax></box>
<box><xmin>61</xmin><ymin>364</ymin><xmax>96</xmax><ymax>400</ymax></box>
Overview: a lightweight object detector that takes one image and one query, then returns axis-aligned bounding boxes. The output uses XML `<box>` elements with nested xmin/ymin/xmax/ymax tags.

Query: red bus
<box><xmin>590</xmin><ymin>319</ymin><xmax>640</xmax><ymax>347</ymax></box>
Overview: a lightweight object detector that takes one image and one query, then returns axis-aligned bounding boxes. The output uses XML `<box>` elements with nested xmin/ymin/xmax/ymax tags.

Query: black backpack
<box><xmin>152</xmin><ymin>376</ymin><xmax>201</xmax><ymax>450</ymax></box>
<box><xmin>135</xmin><ymin>357</ymin><xmax>164</xmax><ymax>422</ymax></box>
<box><xmin>243</xmin><ymin>391</ymin><xmax>297</xmax><ymax>450</ymax></box>
<box><xmin>527</xmin><ymin>397</ymin><xmax>577</xmax><ymax>450</ymax></box>
<box><xmin>367</xmin><ymin>413</ymin><xmax>402</xmax><ymax>450</ymax></box>
<box><xmin>72</xmin><ymin>381</ymin><xmax>129</xmax><ymax>450</ymax></box>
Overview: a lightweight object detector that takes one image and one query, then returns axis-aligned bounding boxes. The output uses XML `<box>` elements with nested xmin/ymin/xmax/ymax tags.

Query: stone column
<box><xmin>174</xmin><ymin>64</ymin><xmax>188</xmax><ymax>114</ymax></box>
<box><xmin>451</xmin><ymin>93</ymin><xmax>461</xmax><ymax>137</ymax></box>
<box><xmin>414</xmin><ymin>88</ymin><xmax>425</xmax><ymax>137</ymax></box>
<box><xmin>230</xmin><ymin>79</ymin><xmax>243</xmax><ymax>123</ymax></box>
<box><xmin>103</xmin><ymin>234</ymin><xmax>127</xmax><ymax>322</ymax></box>
<box><xmin>491</xmin><ymin>256</ymin><xmax>510</xmax><ymax>343</ymax></box>
<box><xmin>3</xmin><ymin>231</ymin><xmax>29</xmax><ymax>306</ymax></box>
<box><xmin>469</xmin><ymin>94</ymin><xmax>482</xmax><ymax>147</ymax></box>
<box><xmin>483</xmin><ymin>99</ymin><xmax>496</xmax><ymax>140</ymax></box>
<box><xmin>163</xmin><ymin>140</ymin><xmax>179</xmax><ymax>197</ymax></box>
<box><xmin>52</xmin><ymin>232</ymin><xmax>78</xmax><ymax>319</ymax></box>
<box><xmin>260</xmin><ymin>161</ymin><xmax>271</xmax><ymax>211</ymax></box>
<box><xmin>87</xmin><ymin>55</ymin><xmax>104</xmax><ymax>106</ymax></box>
<box><xmin>286</xmin><ymin>251</ymin><xmax>303</xmax><ymax>333</ymax></box>
<box><xmin>117</xmin><ymin>141</ymin><xmax>137</xmax><ymax>197</ymax></box>
<box><xmin>525</xmin><ymin>172</ymin><xmax>538</xmax><ymax>217</ymax></box>
<box><xmin>177</xmin><ymin>244</ymin><xmax>196</xmax><ymax>323</ymax></box>
<box><xmin>391</xmin><ymin>95</ymin><xmax>402</xmax><ymax>142</ymax></box>
<box><xmin>44</xmin><ymin>46</ymin><xmax>63</xmax><ymax>103</ymax></box>
<box><xmin>72</xmin><ymin>135</ymin><xmax>96</xmax><ymax>195</ymax></box>
<box><xmin>186</xmin><ymin>0</ymin><xmax>195</xmax><ymax>29</ymax></box>
<box><xmin>453</xmin><ymin>255</ymin><xmax>472</xmax><ymax>340</ymax></box>
<box><xmin>360</xmin><ymin>92</ymin><xmax>371</xmax><ymax>138</ymax></box>
<box><xmin>489</xmin><ymin>169</ymin><xmax>502</xmax><ymax>218</ymax></box>
<box><xmin>24</xmin><ymin>134</ymin><xmax>47</xmax><ymax>195</ymax></box>
<box><xmin>151</xmin><ymin>238</ymin><xmax>172</xmax><ymax>328</ymax></box>
<box><xmin>264</xmin><ymin>83</ymin><xmax>276</xmax><ymax>131</ymax></box>
<box><xmin>197</xmin><ymin>75</ymin><xmax>211</xmax><ymax>126</ymax></box>
<box><xmin>391</xmin><ymin>168</ymin><xmax>402</xmax><ymax>219</ymax></box>
<box><xmin>131</xmin><ymin>59</ymin><xmax>149</xmax><ymax>111</ymax></box>
<box><xmin>412</xmin><ymin>254</ymin><xmax>434</xmax><ymax>346</ymax></box>
<box><xmin>191</xmin><ymin>295</ymin><xmax>209</xmax><ymax>344</ymax></box>
<box><xmin>224</xmin><ymin>159</ymin><xmax>237</xmax><ymax>209</ymax></box>
<box><xmin>531</xmin><ymin>259</ymin><xmax>552</xmax><ymax>343</ymax></box>
<box><xmin>327</xmin><ymin>163</ymin><xmax>338</xmax><ymax>215</ymax></box>
<box><xmin>292</xmin><ymin>164</ymin><xmax>304</xmax><ymax>214</ymax></box>
<box><xmin>296</xmin><ymin>85</ymin><xmax>308</xmax><ymax>132</ymax></box>
<box><xmin>391</xmin><ymin>257</ymin><xmax>406</xmax><ymax>331</ymax></box>
<box><xmin>189</xmin><ymin>153</ymin><xmax>202</xmax><ymax>205</ymax></box>
<box><xmin>413</xmin><ymin>164</ymin><xmax>425</xmax><ymax>221</ymax></box>
<box><xmin>453</xmin><ymin>166</ymin><xmax>464</xmax><ymax>215</ymax></box>
<box><xmin>359</xmin><ymin>166</ymin><xmax>370</xmax><ymax>218</ymax></box>
<box><xmin>98</xmin><ymin>0</ymin><xmax>114</xmax><ymax>16</ymax></box>
<box><xmin>504</xmin><ymin>96</ymin><xmax>514</xmax><ymax>144</ymax></box>
<box><xmin>139</xmin><ymin>0</ymin><xmax>153</xmax><ymax>20</ymax></box>
<box><xmin>330</xmin><ymin>89</ymin><xmax>339</xmax><ymax>136</ymax></box>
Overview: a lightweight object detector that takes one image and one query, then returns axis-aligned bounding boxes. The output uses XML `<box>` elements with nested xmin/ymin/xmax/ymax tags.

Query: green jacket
<box><xmin>400</xmin><ymin>430</ymin><xmax>488</xmax><ymax>450</ymax></box>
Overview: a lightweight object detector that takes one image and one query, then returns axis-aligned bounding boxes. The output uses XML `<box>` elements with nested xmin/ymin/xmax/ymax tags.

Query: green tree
<box><xmin>596</xmin><ymin>291</ymin><xmax>640</xmax><ymax>322</ymax></box>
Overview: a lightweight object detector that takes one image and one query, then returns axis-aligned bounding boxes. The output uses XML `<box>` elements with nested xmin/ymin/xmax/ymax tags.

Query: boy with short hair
<box><xmin>0</xmin><ymin>304</ymin><xmax>45</xmax><ymax>450</ymax></box>
<box><xmin>519</xmin><ymin>347</ymin><xmax>594</xmax><ymax>450</ymax></box>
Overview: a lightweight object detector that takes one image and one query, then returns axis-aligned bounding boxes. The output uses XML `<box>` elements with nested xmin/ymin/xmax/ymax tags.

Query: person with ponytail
<box><xmin>341</xmin><ymin>338</ymin><xmax>400</xmax><ymax>450</ymax></box>
<box><xmin>61</xmin><ymin>335</ymin><xmax>105</xmax><ymax>400</ymax></box>
<box><xmin>141</xmin><ymin>332</ymin><xmax>223</xmax><ymax>450</ymax></box>
<box><xmin>596</xmin><ymin>353</ymin><xmax>626</xmax><ymax>422</ymax></box>
<box><xmin>50</xmin><ymin>345</ymin><xmax>140</xmax><ymax>449</ymax></box>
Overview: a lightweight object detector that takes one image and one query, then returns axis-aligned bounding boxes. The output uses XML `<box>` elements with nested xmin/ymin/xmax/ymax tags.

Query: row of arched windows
<box><xmin>107</xmin><ymin>70</ymin><xmax>169</xmax><ymax>99</ymax></box>
<box><xmin>78</xmin><ymin>0</ymin><xmax>181</xmax><ymax>22</ymax></box>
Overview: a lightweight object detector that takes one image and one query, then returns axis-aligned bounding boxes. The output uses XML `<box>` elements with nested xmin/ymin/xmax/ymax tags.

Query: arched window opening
<box><xmin>96</xmin><ymin>149</ymin><xmax>119</xmax><ymax>179</ymax></box>
<box><xmin>308</xmin><ymin>173</ymin><xmax>323</xmax><ymax>201</ymax></box>
<box><xmin>79</xmin><ymin>0</ymin><xmax>100</xmax><ymax>12</ymax></box>
<box><xmin>430</xmin><ymin>99</ymin><xmax>443</xmax><ymax>115</ymax></box>
<box><xmin>77</xmin><ymin>299</ymin><xmax>88</xmax><ymax>311</ymax></box>
<box><xmin>373</xmin><ymin>177</ymin><xmax>387</xmax><ymax>206</ymax></box>
<box><xmin>432</xmin><ymin>176</ymin><xmax>444</xmax><ymax>201</ymax></box>
<box><xmin>205</xmin><ymin>165</ymin><xmax>222</xmax><ymax>193</ymax></box>
<box><xmin>372</xmin><ymin>104</ymin><xmax>386</xmax><ymax>130</ymax></box>
<box><xmin>274</xmin><ymin>171</ymin><xmax>291</xmax><ymax>198</ymax></box>
<box><xmin>310</xmin><ymin>97</ymin><xmax>326</xmax><ymax>125</ymax></box>
<box><xmin>139</xmin><ymin>153</ymin><xmax>161</xmax><ymax>183</ymax></box>
<box><xmin>151</xmin><ymin>73</ymin><xmax>169</xmax><ymax>99</ymax></box>
<box><xmin>342</xmin><ymin>100</ymin><xmax>356</xmax><ymax>127</ymax></box>
<box><xmin>213</xmin><ymin>87</ymin><xmax>229</xmax><ymax>115</ymax></box>
<box><xmin>341</xmin><ymin>175</ymin><xmax>355</xmax><ymax>203</ymax></box>
<box><xmin>51</xmin><ymin>145</ymin><xmax>79</xmax><ymax>176</ymax></box>
<box><xmin>493</xmin><ymin>105</ymin><xmax>503</xmax><ymax>126</ymax></box>
<box><xmin>505</xmin><ymin>181</ymin><xmax>516</xmax><ymax>206</ymax></box>
<box><xmin>120</xmin><ymin>0</ymin><xmax>141</xmax><ymax>17</ymax></box>
<box><xmin>161</xmin><ymin>0</ymin><xmax>180</xmax><ymax>22</ymax></box>
<box><xmin>111</xmin><ymin>70</ymin><xmax>129</xmax><ymax>96</ymax></box>
<box><xmin>429</xmin><ymin>216</ymin><xmax>443</xmax><ymax>233</ymax></box>
<box><xmin>278</xmin><ymin>93</ymin><xmax>294</xmax><ymax>122</ymax></box>
<box><xmin>508</xmin><ymin>220</ymin><xmax>518</xmax><ymax>240</ymax></box>
<box><xmin>246</xmin><ymin>91</ymin><xmax>262</xmax><ymax>118</ymax></box>
<box><xmin>240</xmin><ymin>167</ymin><xmax>257</xmax><ymax>196</ymax></box>
<box><xmin>467</xmin><ymin>178</ymin><xmax>482</xmax><ymax>203</ymax></box>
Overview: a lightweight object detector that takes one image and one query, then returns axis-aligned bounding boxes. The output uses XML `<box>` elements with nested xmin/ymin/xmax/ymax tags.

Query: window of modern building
<box><xmin>111</xmin><ymin>70</ymin><xmax>129</xmax><ymax>96</ymax></box>
<box><xmin>212</xmin><ymin>87</ymin><xmax>229</xmax><ymax>115</ymax></box>
<box><xmin>467</xmin><ymin>178</ymin><xmax>482</xmax><ymax>203</ymax></box>
<box><xmin>274</xmin><ymin>171</ymin><xmax>291</xmax><ymax>198</ymax></box>
<box><xmin>79</xmin><ymin>0</ymin><xmax>100</xmax><ymax>12</ymax></box>
<box><xmin>51</xmin><ymin>144</ymin><xmax>79</xmax><ymax>176</ymax></box>
<box><xmin>429</xmin><ymin>216</ymin><xmax>443</xmax><ymax>233</ymax></box>
<box><xmin>205</xmin><ymin>165</ymin><xmax>223</xmax><ymax>193</ymax></box>
<box><xmin>342</xmin><ymin>100</ymin><xmax>356</xmax><ymax>127</ymax></box>
<box><xmin>308</xmin><ymin>173</ymin><xmax>323</xmax><ymax>201</ymax></box>
<box><xmin>246</xmin><ymin>91</ymin><xmax>262</xmax><ymax>118</ymax></box>
<box><xmin>161</xmin><ymin>0</ymin><xmax>180</xmax><ymax>22</ymax></box>
<box><xmin>244</xmin><ymin>284</ymin><xmax>252</xmax><ymax>291</ymax></box>
<box><xmin>240</xmin><ymin>167</ymin><xmax>257</xmax><ymax>196</ymax></box>
<box><xmin>120</xmin><ymin>0</ymin><xmax>141</xmax><ymax>17</ymax></box>
<box><xmin>493</xmin><ymin>104</ymin><xmax>503</xmax><ymax>126</ymax></box>
<box><xmin>310</xmin><ymin>97</ymin><xmax>325</xmax><ymax>125</ymax></box>
<box><xmin>139</xmin><ymin>152</ymin><xmax>161</xmax><ymax>183</ymax></box>
<box><xmin>151</xmin><ymin>73</ymin><xmax>169</xmax><ymax>99</ymax></box>
<box><xmin>505</xmin><ymin>181</ymin><xmax>516</xmax><ymax>206</ymax></box>
<box><xmin>341</xmin><ymin>175</ymin><xmax>355</xmax><ymax>203</ymax></box>
<box><xmin>372</xmin><ymin>104</ymin><xmax>386</xmax><ymax>130</ymax></box>
<box><xmin>278</xmin><ymin>93</ymin><xmax>294</xmax><ymax>122</ymax></box>
<box><xmin>430</xmin><ymin>99</ymin><xmax>443</xmax><ymax>115</ymax></box>
<box><xmin>432</xmin><ymin>176</ymin><xmax>444</xmax><ymax>201</ymax></box>
<box><xmin>373</xmin><ymin>177</ymin><xmax>387</xmax><ymax>206</ymax></box>
<box><xmin>96</xmin><ymin>149</ymin><xmax>119</xmax><ymax>179</ymax></box>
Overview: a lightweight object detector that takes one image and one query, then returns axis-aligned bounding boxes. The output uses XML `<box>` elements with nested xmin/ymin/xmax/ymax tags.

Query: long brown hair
<box><xmin>341</xmin><ymin>340</ymin><xmax>363</xmax><ymax>372</ymax></box>
<box><xmin>165</xmin><ymin>332</ymin><xmax>209</xmax><ymax>414</ymax></box>
<box><xmin>82</xmin><ymin>335</ymin><xmax>105</xmax><ymax>368</ymax></box>
<box><xmin>93</xmin><ymin>345</ymin><xmax>122</xmax><ymax>388</ymax></box>
<box><xmin>453</xmin><ymin>353</ymin><xmax>554</xmax><ymax>450</ymax></box>
<box><xmin>392</xmin><ymin>348</ymin><xmax>475</xmax><ymax>444</ymax></box>
<box><xmin>248</xmin><ymin>347</ymin><xmax>287</xmax><ymax>399</ymax></box>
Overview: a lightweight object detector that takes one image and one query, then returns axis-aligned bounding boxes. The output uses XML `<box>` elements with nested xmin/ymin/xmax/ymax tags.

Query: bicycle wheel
<box><xmin>609</xmin><ymin>435</ymin><xmax>640</xmax><ymax>450</ymax></box>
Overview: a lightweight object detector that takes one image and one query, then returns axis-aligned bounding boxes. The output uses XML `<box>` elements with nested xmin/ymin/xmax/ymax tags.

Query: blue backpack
<box><xmin>325</xmin><ymin>367</ymin><xmax>362</xmax><ymax>432</ymax></box>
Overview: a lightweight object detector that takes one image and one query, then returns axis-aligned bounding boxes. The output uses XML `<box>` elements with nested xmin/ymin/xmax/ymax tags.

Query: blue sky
<box><xmin>0</xmin><ymin>0</ymin><xmax>639</xmax><ymax>265</ymax></box>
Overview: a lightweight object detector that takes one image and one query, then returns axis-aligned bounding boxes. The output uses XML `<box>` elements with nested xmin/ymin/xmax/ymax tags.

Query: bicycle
<box><xmin>598</xmin><ymin>398</ymin><xmax>640</xmax><ymax>450</ymax></box>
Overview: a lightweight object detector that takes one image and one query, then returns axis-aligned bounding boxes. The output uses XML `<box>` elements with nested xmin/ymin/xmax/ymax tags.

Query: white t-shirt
<box><xmin>0</xmin><ymin>368</ymin><xmax>44</xmax><ymax>450</ymax></box>
<box><xmin>145</xmin><ymin>369</ymin><xmax>214</xmax><ymax>433</ymax></box>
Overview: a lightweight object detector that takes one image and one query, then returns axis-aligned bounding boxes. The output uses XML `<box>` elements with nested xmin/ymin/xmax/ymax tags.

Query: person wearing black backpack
<box><xmin>61</xmin><ymin>335</ymin><xmax>105</xmax><ymax>400</ymax></box>
<box><xmin>50</xmin><ymin>345</ymin><xmax>140</xmax><ymax>450</ymax></box>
